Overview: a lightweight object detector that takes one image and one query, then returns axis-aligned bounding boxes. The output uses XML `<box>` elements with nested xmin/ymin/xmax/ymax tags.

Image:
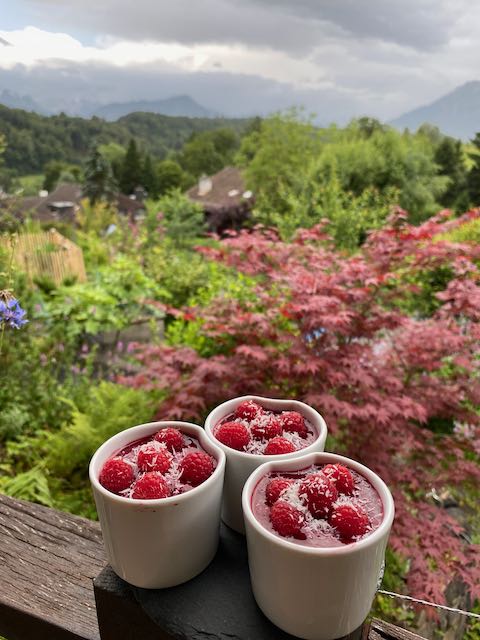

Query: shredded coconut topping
<box><xmin>252</xmin><ymin>464</ymin><xmax>383</xmax><ymax>546</ymax></box>
<box><xmin>215</xmin><ymin>408</ymin><xmax>317</xmax><ymax>454</ymax></box>
<box><xmin>114</xmin><ymin>431</ymin><xmax>216</xmax><ymax>499</ymax></box>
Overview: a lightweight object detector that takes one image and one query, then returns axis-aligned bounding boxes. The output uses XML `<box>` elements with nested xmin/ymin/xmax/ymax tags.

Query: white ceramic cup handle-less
<box><xmin>242</xmin><ymin>452</ymin><xmax>395</xmax><ymax>640</ymax></box>
<box><xmin>89</xmin><ymin>421</ymin><xmax>225</xmax><ymax>589</ymax></box>
<box><xmin>205</xmin><ymin>396</ymin><xmax>328</xmax><ymax>534</ymax></box>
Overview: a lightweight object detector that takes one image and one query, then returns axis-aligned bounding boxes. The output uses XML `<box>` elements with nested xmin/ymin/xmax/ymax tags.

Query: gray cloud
<box><xmin>19</xmin><ymin>0</ymin><xmax>335</xmax><ymax>56</ymax></box>
<box><xmin>0</xmin><ymin>59</ymin><xmax>383</xmax><ymax>123</ymax></box>
<box><xmin>250</xmin><ymin>0</ymin><xmax>454</xmax><ymax>50</ymax></box>
<box><xmin>5</xmin><ymin>1</ymin><xmax>480</xmax><ymax>123</ymax></box>
<box><xmin>20</xmin><ymin>0</ymin><xmax>463</xmax><ymax>54</ymax></box>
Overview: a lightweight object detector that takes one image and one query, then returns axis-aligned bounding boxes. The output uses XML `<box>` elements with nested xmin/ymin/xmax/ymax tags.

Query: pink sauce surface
<box><xmin>252</xmin><ymin>464</ymin><xmax>384</xmax><ymax>547</ymax></box>
<box><xmin>103</xmin><ymin>430</ymin><xmax>215</xmax><ymax>498</ymax></box>
<box><xmin>214</xmin><ymin>408</ymin><xmax>318</xmax><ymax>454</ymax></box>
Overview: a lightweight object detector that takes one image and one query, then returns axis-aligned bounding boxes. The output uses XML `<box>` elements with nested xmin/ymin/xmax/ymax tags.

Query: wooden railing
<box><xmin>0</xmin><ymin>493</ymin><xmax>424</xmax><ymax>640</ymax></box>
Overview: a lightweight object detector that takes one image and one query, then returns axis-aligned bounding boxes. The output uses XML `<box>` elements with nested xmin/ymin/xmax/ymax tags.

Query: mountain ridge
<box><xmin>0</xmin><ymin>89</ymin><xmax>48</xmax><ymax>114</ymax></box>
<box><xmin>91</xmin><ymin>95</ymin><xmax>217</xmax><ymax>120</ymax></box>
<box><xmin>390</xmin><ymin>81</ymin><xmax>480</xmax><ymax>140</ymax></box>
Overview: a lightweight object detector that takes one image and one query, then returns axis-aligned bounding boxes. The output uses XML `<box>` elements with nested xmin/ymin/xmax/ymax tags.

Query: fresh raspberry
<box><xmin>215</xmin><ymin>421</ymin><xmax>250</xmax><ymax>451</ymax></box>
<box><xmin>137</xmin><ymin>443</ymin><xmax>172</xmax><ymax>473</ymax></box>
<box><xmin>250</xmin><ymin>415</ymin><xmax>282</xmax><ymax>441</ymax></box>
<box><xmin>131</xmin><ymin>472</ymin><xmax>170</xmax><ymax>500</ymax></box>
<box><xmin>299</xmin><ymin>473</ymin><xmax>338</xmax><ymax>518</ymax></box>
<box><xmin>99</xmin><ymin>457</ymin><xmax>134</xmax><ymax>494</ymax></box>
<box><xmin>180</xmin><ymin>451</ymin><xmax>215</xmax><ymax>486</ymax></box>
<box><xmin>322</xmin><ymin>464</ymin><xmax>355</xmax><ymax>495</ymax></box>
<box><xmin>154</xmin><ymin>428</ymin><xmax>186</xmax><ymax>452</ymax></box>
<box><xmin>329</xmin><ymin>504</ymin><xmax>370</xmax><ymax>541</ymax></box>
<box><xmin>265</xmin><ymin>477</ymin><xmax>293</xmax><ymax>506</ymax></box>
<box><xmin>235</xmin><ymin>400</ymin><xmax>263</xmax><ymax>421</ymax></box>
<box><xmin>270</xmin><ymin>500</ymin><xmax>305</xmax><ymax>538</ymax></box>
<box><xmin>264</xmin><ymin>437</ymin><xmax>296</xmax><ymax>455</ymax></box>
<box><xmin>280</xmin><ymin>411</ymin><xmax>308</xmax><ymax>438</ymax></box>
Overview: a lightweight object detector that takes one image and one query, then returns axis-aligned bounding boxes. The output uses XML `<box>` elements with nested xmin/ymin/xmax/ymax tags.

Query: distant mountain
<box><xmin>0</xmin><ymin>90</ymin><xmax>47</xmax><ymax>114</ymax></box>
<box><xmin>390</xmin><ymin>81</ymin><xmax>480</xmax><ymax>140</ymax></box>
<box><xmin>92</xmin><ymin>95</ymin><xmax>216</xmax><ymax>121</ymax></box>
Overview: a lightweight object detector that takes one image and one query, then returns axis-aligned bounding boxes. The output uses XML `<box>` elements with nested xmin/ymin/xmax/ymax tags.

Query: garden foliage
<box><xmin>122</xmin><ymin>209</ymin><xmax>480</xmax><ymax>605</ymax></box>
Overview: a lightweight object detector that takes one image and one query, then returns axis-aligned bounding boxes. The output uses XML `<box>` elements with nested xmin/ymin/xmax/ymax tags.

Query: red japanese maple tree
<box><xmin>121</xmin><ymin>209</ymin><xmax>480</xmax><ymax>604</ymax></box>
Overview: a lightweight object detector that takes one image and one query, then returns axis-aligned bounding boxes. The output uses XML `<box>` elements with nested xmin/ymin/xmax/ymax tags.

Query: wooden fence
<box><xmin>1</xmin><ymin>229</ymin><xmax>87</xmax><ymax>286</ymax></box>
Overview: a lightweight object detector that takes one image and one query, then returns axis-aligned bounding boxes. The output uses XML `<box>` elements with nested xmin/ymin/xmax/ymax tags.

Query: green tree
<box><xmin>141</xmin><ymin>153</ymin><xmax>158</xmax><ymax>198</ymax></box>
<box><xmin>306</xmin><ymin>122</ymin><xmax>446</xmax><ymax>223</ymax></box>
<box><xmin>150</xmin><ymin>190</ymin><xmax>205</xmax><ymax>247</ymax></box>
<box><xmin>83</xmin><ymin>145</ymin><xmax>115</xmax><ymax>204</ymax></box>
<box><xmin>119</xmin><ymin>139</ymin><xmax>143</xmax><ymax>194</ymax></box>
<box><xmin>209</xmin><ymin>127</ymin><xmax>239</xmax><ymax>160</ymax></box>
<box><xmin>99</xmin><ymin>142</ymin><xmax>125</xmax><ymax>184</ymax></box>
<box><xmin>42</xmin><ymin>161</ymin><xmax>82</xmax><ymax>191</ymax></box>
<box><xmin>434</xmin><ymin>137</ymin><xmax>469</xmax><ymax>210</ymax></box>
<box><xmin>179</xmin><ymin>135</ymin><xmax>224</xmax><ymax>178</ymax></box>
<box><xmin>43</xmin><ymin>160</ymin><xmax>65</xmax><ymax>191</ymax></box>
<box><xmin>467</xmin><ymin>133</ymin><xmax>480</xmax><ymax>207</ymax></box>
<box><xmin>354</xmin><ymin>117</ymin><xmax>387</xmax><ymax>138</ymax></box>
<box><xmin>236</xmin><ymin>109</ymin><xmax>322</xmax><ymax>216</ymax></box>
<box><xmin>156</xmin><ymin>159</ymin><xmax>186</xmax><ymax>195</ymax></box>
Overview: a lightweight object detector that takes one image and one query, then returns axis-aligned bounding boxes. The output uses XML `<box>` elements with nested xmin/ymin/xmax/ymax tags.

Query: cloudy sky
<box><xmin>1</xmin><ymin>0</ymin><xmax>479</xmax><ymax>120</ymax></box>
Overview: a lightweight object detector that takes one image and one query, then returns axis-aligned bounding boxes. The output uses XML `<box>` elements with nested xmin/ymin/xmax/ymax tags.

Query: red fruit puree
<box><xmin>214</xmin><ymin>400</ymin><xmax>317</xmax><ymax>455</ymax></box>
<box><xmin>98</xmin><ymin>428</ymin><xmax>216</xmax><ymax>499</ymax></box>
<box><xmin>252</xmin><ymin>463</ymin><xmax>383</xmax><ymax>546</ymax></box>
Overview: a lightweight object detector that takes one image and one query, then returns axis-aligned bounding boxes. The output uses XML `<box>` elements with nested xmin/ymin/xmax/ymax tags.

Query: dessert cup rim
<box><xmin>242</xmin><ymin>451</ymin><xmax>395</xmax><ymax>556</ymax></box>
<box><xmin>89</xmin><ymin>420</ymin><xmax>226</xmax><ymax>506</ymax></box>
<box><xmin>204</xmin><ymin>395</ymin><xmax>327</xmax><ymax>460</ymax></box>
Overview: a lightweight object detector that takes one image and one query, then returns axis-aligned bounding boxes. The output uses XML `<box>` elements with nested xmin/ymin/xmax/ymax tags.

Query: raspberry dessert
<box><xmin>213</xmin><ymin>400</ymin><xmax>317</xmax><ymax>455</ymax></box>
<box><xmin>98</xmin><ymin>427</ymin><xmax>216</xmax><ymax>499</ymax></box>
<box><xmin>252</xmin><ymin>462</ymin><xmax>383</xmax><ymax>546</ymax></box>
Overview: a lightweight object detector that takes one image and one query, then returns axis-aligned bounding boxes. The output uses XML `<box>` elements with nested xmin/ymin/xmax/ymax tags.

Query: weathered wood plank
<box><xmin>0</xmin><ymin>493</ymin><xmax>105</xmax><ymax>640</ymax></box>
<box><xmin>0</xmin><ymin>493</ymin><xmax>424</xmax><ymax>640</ymax></box>
<box><xmin>369</xmin><ymin>619</ymin><xmax>427</xmax><ymax>640</ymax></box>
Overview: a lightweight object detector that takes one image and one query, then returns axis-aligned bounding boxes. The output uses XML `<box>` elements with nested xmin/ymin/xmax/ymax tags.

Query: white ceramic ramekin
<box><xmin>89</xmin><ymin>421</ymin><xmax>226</xmax><ymax>589</ymax></box>
<box><xmin>204</xmin><ymin>396</ymin><xmax>327</xmax><ymax>534</ymax></box>
<box><xmin>242</xmin><ymin>452</ymin><xmax>395</xmax><ymax>640</ymax></box>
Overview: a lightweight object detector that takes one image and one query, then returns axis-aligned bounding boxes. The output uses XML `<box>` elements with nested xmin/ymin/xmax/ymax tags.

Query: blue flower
<box><xmin>0</xmin><ymin>298</ymin><xmax>28</xmax><ymax>329</ymax></box>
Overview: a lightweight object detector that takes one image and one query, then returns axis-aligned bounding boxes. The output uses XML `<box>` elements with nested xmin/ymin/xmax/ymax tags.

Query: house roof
<box><xmin>186</xmin><ymin>166</ymin><xmax>253</xmax><ymax>212</ymax></box>
<box><xmin>35</xmin><ymin>183</ymin><xmax>83</xmax><ymax>219</ymax></box>
<box><xmin>115</xmin><ymin>192</ymin><xmax>145</xmax><ymax>215</ymax></box>
<box><xmin>4</xmin><ymin>183</ymin><xmax>144</xmax><ymax>223</ymax></box>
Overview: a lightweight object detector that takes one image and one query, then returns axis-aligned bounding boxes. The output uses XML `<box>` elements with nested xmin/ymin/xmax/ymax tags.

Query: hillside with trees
<box><xmin>0</xmin><ymin>104</ymin><xmax>249</xmax><ymax>176</ymax></box>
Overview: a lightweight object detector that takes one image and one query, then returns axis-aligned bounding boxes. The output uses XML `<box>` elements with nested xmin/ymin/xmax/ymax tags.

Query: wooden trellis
<box><xmin>1</xmin><ymin>228</ymin><xmax>87</xmax><ymax>285</ymax></box>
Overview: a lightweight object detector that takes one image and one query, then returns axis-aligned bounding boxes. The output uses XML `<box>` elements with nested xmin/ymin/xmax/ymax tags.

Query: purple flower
<box><xmin>0</xmin><ymin>298</ymin><xmax>28</xmax><ymax>329</ymax></box>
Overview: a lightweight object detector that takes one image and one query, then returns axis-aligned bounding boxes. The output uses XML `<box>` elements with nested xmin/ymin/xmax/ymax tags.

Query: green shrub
<box><xmin>0</xmin><ymin>404</ymin><xmax>30</xmax><ymax>441</ymax></box>
<box><xmin>165</xmin><ymin>261</ymin><xmax>258</xmax><ymax>354</ymax></box>
<box><xmin>256</xmin><ymin>165</ymin><xmax>397</xmax><ymax>249</ymax></box>
<box><xmin>36</xmin><ymin>254</ymin><xmax>167</xmax><ymax>343</ymax></box>
<box><xmin>0</xmin><ymin>328</ymin><xmax>73</xmax><ymax>443</ymax></box>
<box><xmin>0</xmin><ymin>383</ymin><xmax>158</xmax><ymax>517</ymax></box>
<box><xmin>0</xmin><ymin>467</ymin><xmax>53</xmax><ymax>507</ymax></box>
<box><xmin>437</xmin><ymin>216</ymin><xmax>480</xmax><ymax>243</ymax></box>
<box><xmin>149</xmin><ymin>190</ymin><xmax>205</xmax><ymax>247</ymax></box>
